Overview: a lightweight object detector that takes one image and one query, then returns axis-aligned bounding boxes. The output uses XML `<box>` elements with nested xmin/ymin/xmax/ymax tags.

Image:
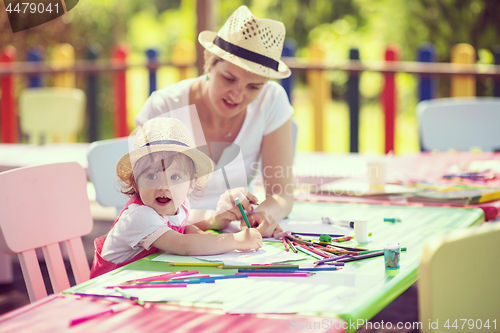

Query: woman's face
<box><xmin>207</xmin><ymin>60</ymin><xmax>268</xmax><ymax>118</ymax></box>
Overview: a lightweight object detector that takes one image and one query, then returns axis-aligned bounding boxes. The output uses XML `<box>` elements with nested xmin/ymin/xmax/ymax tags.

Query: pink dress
<box><xmin>90</xmin><ymin>195</ymin><xmax>188</xmax><ymax>278</ymax></box>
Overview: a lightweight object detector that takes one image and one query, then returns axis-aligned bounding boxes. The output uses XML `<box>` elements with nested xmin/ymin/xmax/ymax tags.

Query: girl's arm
<box><xmin>151</xmin><ymin>228</ymin><xmax>262</xmax><ymax>256</ymax></box>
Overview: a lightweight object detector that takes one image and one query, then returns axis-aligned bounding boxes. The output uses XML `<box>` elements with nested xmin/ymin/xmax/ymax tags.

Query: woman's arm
<box><xmin>250</xmin><ymin>118</ymin><xmax>294</xmax><ymax>236</ymax></box>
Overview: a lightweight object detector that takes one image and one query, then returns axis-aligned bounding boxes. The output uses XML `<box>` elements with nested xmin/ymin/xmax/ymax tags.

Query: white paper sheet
<box><xmin>152</xmin><ymin>244</ymin><xmax>307</xmax><ymax>265</ymax></box>
<box><xmin>192</xmin><ymin>244</ymin><xmax>307</xmax><ymax>265</ymax></box>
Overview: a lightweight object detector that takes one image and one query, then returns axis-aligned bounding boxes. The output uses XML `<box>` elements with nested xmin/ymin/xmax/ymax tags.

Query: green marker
<box><xmin>235</xmin><ymin>198</ymin><xmax>252</xmax><ymax>228</ymax></box>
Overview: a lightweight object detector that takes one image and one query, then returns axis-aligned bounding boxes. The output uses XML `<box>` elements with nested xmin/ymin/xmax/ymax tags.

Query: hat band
<box><xmin>141</xmin><ymin>140</ymin><xmax>189</xmax><ymax>148</ymax></box>
<box><xmin>213</xmin><ymin>36</ymin><xmax>279</xmax><ymax>71</ymax></box>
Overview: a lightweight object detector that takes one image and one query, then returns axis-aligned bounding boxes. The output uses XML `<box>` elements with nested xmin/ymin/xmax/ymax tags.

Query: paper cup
<box><xmin>353</xmin><ymin>219</ymin><xmax>369</xmax><ymax>243</ymax></box>
<box><xmin>384</xmin><ymin>243</ymin><xmax>401</xmax><ymax>269</ymax></box>
<box><xmin>367</xmin><ymin>159</ymin><xmax>387</xmax><ymax>186</ymax></box>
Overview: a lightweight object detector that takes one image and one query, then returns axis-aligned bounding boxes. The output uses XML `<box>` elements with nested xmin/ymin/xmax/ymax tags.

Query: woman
<box><xmin>135</xmin><ymin>6</ymin><xmax>293</xmax><ymax>238</ymax></box>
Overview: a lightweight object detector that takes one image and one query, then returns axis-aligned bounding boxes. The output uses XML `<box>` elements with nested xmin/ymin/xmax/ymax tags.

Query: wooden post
<box><xmin>417</xmin><ymin>43</ymin><xmax>437</xmax><ymax>101</ymax></box>
<box><xmin>493</xmin><ymin>45</ymin><xmax>500</xmax><ymax>97</ymax></box>
<box><xmin>281</xmin><ymin>39</ymin><xmax>297</xmax><ymax>103</ymax></box>
<box><xmin>86</xmin><ymin>46</ymin><xmax>100</xmax><ymax>142</ymax></box>
<box><xmin>347</xmin><ymin>48</ymin><xmax>360</xmax><ymax>153</ymax></box>
<box><xmin>112</xmin><ymin>44</ymin><xmax>129</xmax><ymax>138</ymax></box>
<box><xmin>450</xmin><ymin>43</ymin><xmax>476</xmax><ymax>97</ymax></box>
<box><xmin>27</xmin><ymin>46</ymin><xmax>43</xmax><ymax>88</ymax></box>
<box><xmin>172</xmin><ymin>40</ymin><xmax>195</xmax><ymax>81</ymax></box>
<box><xmin>196</xmin><ymin>0</ymin><xmax>215</xmax><ymax>75</ymax></box>
<box><xmin>382</xmin><ymin>44</ymin><xmax>400</xmax><ymax>154</ymax></box>
<box><xmin>52</xmin><ymin>43</ymin><xmax>75</xmax><ymax>88</ymax></box>
<box><xmin>146</xmin><ymin>48</ymin><xmax>158</xmax><ymax>95</ymax></box>
<box><xmin>307</xmin><ymin>42</ymin><xmax>328</xmax><ymax>152</ymax></box>
<box><xmin>0</xmin><ymin>46</ymin><xmax>18</xmax><ymax>143</ymax></box>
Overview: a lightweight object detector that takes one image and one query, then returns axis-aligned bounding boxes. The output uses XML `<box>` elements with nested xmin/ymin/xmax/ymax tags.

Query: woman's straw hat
<box><xmin>198</xmin><ymin>5</ymin><xmax>291</xmax><ymax>79</ymax></box>
<box><xmin>116</xmin><ymin>118</ymin><xmax>213</xmax><ymax>186</ymax></box>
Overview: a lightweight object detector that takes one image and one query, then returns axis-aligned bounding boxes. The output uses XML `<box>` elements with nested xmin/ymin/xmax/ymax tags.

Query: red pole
<box><xmin>382</xmin><ymin>45</ymin><xmax>400</xmax><ymax>154</ymax></box>
<box><xmin>112</xmin><ymin>44</ymin><xmax>129</xmax><ymax>138</ymax></box>
<box><xmin>0</xmin><ymin>46</ymin><xmax>18</xmax><ymax>143</ymax></box>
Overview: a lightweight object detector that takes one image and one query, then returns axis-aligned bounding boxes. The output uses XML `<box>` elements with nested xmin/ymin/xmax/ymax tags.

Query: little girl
<box><xmin>90</xmin><ymin>117</ymin><xmax>262</xmax><ymax>278</ymax></box>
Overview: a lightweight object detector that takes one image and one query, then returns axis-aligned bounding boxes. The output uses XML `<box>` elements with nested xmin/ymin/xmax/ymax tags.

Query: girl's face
<box><xmin>135</xmin><ymin>159</ymin><xmax>193</xmax><ymax>216</ymax></box>
<box><xmin>207</xmin><ymin>60</ymin><xmax>268</xmax><ymax>118</ymax></box>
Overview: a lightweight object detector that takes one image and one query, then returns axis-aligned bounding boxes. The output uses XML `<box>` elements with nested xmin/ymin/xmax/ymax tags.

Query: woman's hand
<box><xmin>211</xmin><ymin>187</ymin><xmax>258</xmax><ymax>230</ymax></box>
<box><xmin>242</xmin><ymin>211</ymin><xmax>284</xmax><ymax>238</ymax></box>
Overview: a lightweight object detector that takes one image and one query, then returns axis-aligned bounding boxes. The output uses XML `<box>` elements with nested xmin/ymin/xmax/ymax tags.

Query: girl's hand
<box><xmin>212</xmin><ymin>187</ymin><xmax>259</xmax><ymax>229</ymax></box>
<box><xmin>242</xmin><ymin>211</ymin><xmax>284</xmax><ymax>238</ymax></box>
<box><xmin>234</xmin><ymin>229</ymin><xmax>263</xmax><ymax>251</ymax></box>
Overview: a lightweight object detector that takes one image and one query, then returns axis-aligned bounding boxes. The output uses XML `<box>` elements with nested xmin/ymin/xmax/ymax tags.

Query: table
<box><xmin>0</xmin><ymin>201</ymin><xmax>481</xmax><ymax>332</ymax></box>
<box><xmin>294</xmin><ymin>152</ymin><xmax>500</xmax><ymax>221</ymax></box>
<box><xmin>0</xmin><ymin>293</ymin><xmax>344</xmax><ymax>332</ymax></box>
<box><xmin>0</xmin><ymin>143</ymin><xmax>90</xmax><ymax>173</ymax></box>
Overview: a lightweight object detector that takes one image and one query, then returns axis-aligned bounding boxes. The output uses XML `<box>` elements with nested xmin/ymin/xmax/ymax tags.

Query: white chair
<box><xmin>19</xmin><ymin>88</ymin><xmax>86</xmax><ymax>145</ymax></box>
<box><xmin>418</xmin><ymin>221</ymin><xmax>500</xmax><ymax>332</ymax></box>
<box><xmin>0</xmin><ymin>162</ymin><xmax>93</xmax><ymax>302</ymax></box>
<box><xmin>87</xmin><ymin>137</ymin><xmax>130</xmax><ymax>214</ymax></box>
<box><xmin>417</xmin><ymin>97</ymin><xmax>500</xmax><ymax>151</ymax></box>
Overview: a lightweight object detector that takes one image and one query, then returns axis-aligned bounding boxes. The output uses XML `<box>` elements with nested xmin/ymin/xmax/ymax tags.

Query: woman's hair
<box><xmin>117</xmin><ymin>151</ymin><xmax>206</xmax><ymax>198</ymax></box>
<box><xmin>203</xmin><ymin>52</ymin><xmax>223</xmax><ymax>74</ymax></box>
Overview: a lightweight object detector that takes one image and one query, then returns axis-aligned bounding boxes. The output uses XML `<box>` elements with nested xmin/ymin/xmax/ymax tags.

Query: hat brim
<box><xmin>199</xmin><ymin>31</ymin><xmax>291</xmax><ymax>79</ymax></box>
<box><xmin>116</xmin><ymin>144</ymin><xmax>213</xmax><ymax>187</ymax></box>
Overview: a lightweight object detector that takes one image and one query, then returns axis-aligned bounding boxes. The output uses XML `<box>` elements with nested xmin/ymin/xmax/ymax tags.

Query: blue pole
<box><xmin>87</xmin><ymin>45</ymin><xmax>100</xmax><ymax>142</ymax></box>
<box><xmin>347</xmin><ymin>48</ymin><xmax>360</xmax><ymax>153</ymax></box>
<box><xmin>417</xmin><ymin>43</ymin><xmax>437</xmax><ymax>101</ymax></box>
<box><xmin>146</xmin><ymin>48</ymin><xmax>158</xmax><ymax>95</ymax></box>
<box><xmin>493</xmin><ymin>46</ymin><xmax>500</xmax><ymax>97</ymax></box>
<box><xmin>26</xmin><ymin>46</ymin><xmax>43</xmax><ymax>88</ymax></box>
<box><xmin>281</xmin><ymin>39</ymin><xmax>297</xmax><ymax>103</ymax></box>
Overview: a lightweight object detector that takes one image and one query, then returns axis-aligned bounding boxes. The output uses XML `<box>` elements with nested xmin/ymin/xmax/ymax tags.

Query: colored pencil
<box><xmin>331</xmin><ymin>236</ymin><xmax>354</xmax><ymax>243</ymax></box>
<box><xmin>291</xmin><ymin>232</ymin><xmax>345</xmax><ymax>238</ymax></box>
<box><xmin>235</xmin><ymin>198</ymin><xmax>252</xmax><ymax>228</ymax></box>
<box><xmin>336</xmin><ymin>251</ymin><xmax>384</xmax><ymax>262</ymax></box>
<box><xmin>169</xmin><ymin>262</ymin><xmax>223</xmax><ymax>266</ymax></box>
<box><xmin>282</xmin><ymin>236</ymin><xmax>289</xmax><ymax>251</ymax></box>
<box><xmin>113</xmin><ymin>287</ymin><xmax>145</xmax><ymax>306</ymax></box>
<box><xmin>125</xmin><ymin>270</ymin><xmax>199</xmax><ymax>283</ymax></box>
<box><xmin>286</xmin><ymin>238</ymin><xmax>298</xmax><ymax>253</ymax></box>
<box><xmin>295</xmin><ymin>243</ymin><xmax>330</xmax><ymax>258</ymax></box>
<box><xmin>294</xmin><ymin>245</ymin><xmax>323</xmax><ymax>260</ymax></box>
<box><xmin>107</xmin><ymin>283</ymin><xmax>188</xmax><ymax>289</ymax></box>
<box><xmin>69</xmin><ymin>302</ymin><xmax>131</xmax><ymax>326</ymax></box>
<box><xmin>238</xmin><ymin>267</ymin><xmax>341</xmax><ymax>273</ymax></box>
<box><xmin>315</xmin><ymin>255</ymin><xmax>350</xmax><ymax>265</ymax></box>
<box><xmin>124</xmin><ymin>270</ymin><xmax>188</xmax><ymax>283</ymax></box>
<box><xmin>219</xmin><ymin>264</ymin><xmax>300</xmax><ymax>269</ymax></box>
<box><xmin>235</xmin><ymin>272</ymin><xmax>313</xmax><ymax>277</ymax></box>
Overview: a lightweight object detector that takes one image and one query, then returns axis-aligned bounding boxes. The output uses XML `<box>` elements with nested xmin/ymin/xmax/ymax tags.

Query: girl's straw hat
<box><xmin>198</xmin><ymin>5</ymin><xmax>291</xmax><ymax>79</ymax></box>
<box><xmin>116</xmin><ymin>118</ymin><xmax>213</xmax><ymax>186</ymax></box>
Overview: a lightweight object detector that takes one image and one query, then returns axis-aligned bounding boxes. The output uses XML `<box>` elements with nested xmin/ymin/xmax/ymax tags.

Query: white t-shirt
<box><xmin>135</xmin><ymin>76</ymin><xmax>294</xmax><ymax>210</ymax></box>
<box><xmin>101</xmin><ymin>202</ymin><xmax>189</xmax><ymax>264</ymax></box>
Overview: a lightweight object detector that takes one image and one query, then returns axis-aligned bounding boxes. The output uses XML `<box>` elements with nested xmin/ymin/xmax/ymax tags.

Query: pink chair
<box><xmin>0</xmin><ymin>162</ymin><xmax>93</xmax><ymax>302</ymax></box>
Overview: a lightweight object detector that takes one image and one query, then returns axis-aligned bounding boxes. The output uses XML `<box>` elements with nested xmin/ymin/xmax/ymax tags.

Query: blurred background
<box><xmin>1</xmin><ymin>0</ymin><xmax>499</xmax><ymax>154</ymax></box>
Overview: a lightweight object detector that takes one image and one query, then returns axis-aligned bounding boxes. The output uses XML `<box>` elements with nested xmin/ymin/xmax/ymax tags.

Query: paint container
<box><xmin>384</xmin><ymin>243</ymin><xmax>401</xmax><ymax>269</ymax></box>
<box><xmin>353</xmin><ymin>219</ymin><xmax>369</xmax><ymax>243</ymax></box>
